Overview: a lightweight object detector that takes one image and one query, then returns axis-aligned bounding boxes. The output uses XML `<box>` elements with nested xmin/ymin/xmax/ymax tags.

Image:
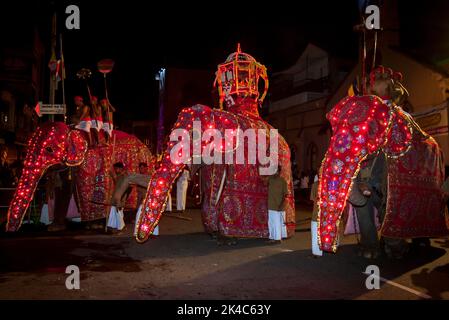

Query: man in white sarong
<box><xmin>176</xmin><ymin>168</ymin><xmax>190</xmax><ymax>212</ymax></box>
<box><xmin>310</xmin><ymin>174</ymin><xmax>323</xmax><ymax>257</ymax></box>
<box><xmin>267</xmin><ymin>165</ymin><xmax>288</xmax><ymax>244</ymax></box>
<box><xmin>107</xmin><ymin>162</ymin><xmax>128</xmax><ymax>232</ymax></box>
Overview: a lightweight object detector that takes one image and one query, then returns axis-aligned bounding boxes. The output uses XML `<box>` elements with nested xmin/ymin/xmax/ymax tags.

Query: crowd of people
<box><xmin>292</xmin><ymin>169</ymin><xmax>318</xmax><ymax>204</ymax></box>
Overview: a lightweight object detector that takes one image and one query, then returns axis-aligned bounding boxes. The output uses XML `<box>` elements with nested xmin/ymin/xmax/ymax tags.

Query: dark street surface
<box><xmin>0</xmin><ymin>206</ymin><xmax>448</xmax><ymax>299</ymax></box>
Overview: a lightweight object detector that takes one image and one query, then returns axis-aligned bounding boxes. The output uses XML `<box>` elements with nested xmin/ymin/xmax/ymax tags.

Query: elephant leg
<box><xmin>48</xmin><ymin>172</ymin><xmax>72</xmax><ymax>231</ymax></box>
<box><xmin>382</xmin><ymin>237</ymin><xmax>409</xmax><ymax>259</ymax></box>
<box><xmin>355</xmin><ymin>198</ymin><xmax>380</xmax><ymax>258</ymax></box>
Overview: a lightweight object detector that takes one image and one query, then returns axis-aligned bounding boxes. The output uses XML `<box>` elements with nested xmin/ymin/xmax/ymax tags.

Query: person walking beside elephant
<box><xmin>310</xmin><ymin>174</ymin><xmax>322</xmax><ymax>257</ymax></box>
<box><xmin>348</xmin><ymin>153</ymin><xmax>388</xmax><ymax>259</ymax></box>
<box><xmin>267</xmin><ymin>166</ymin><xmax>288</xmax><ymax>244</ymax></box>
<box><xmin>107</xmin><ymin>162</ymin><xmax>128</xmax><ymax>232</ymax></box>
<box><xmin>176</xmin><ymin>168</ymin><xmax>190</xmax><ymax>212</ymax></box>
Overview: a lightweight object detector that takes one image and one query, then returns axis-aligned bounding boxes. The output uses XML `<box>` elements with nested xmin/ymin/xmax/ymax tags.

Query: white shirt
<box><xmin>300</xmin><ymin>176</ymin><xmax>309</xmax><ymax>189</ymax></box>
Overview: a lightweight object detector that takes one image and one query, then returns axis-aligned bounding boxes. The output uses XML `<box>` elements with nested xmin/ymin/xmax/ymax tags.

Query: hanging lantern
<box><xmin>214</xmin><ymin>44</ymin><xmax>268</xmax><ymax>110</ymax></box>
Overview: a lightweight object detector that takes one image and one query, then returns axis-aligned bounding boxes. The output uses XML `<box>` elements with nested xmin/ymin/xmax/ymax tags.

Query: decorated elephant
<box><xmin>317</xmin><ymin>66</ymin><xmax>449</xmax><ymax>253</ymax></box>
<box><xmin>6</xmin><ymin>122</ymin><xmax>153</xmax><ymax>231</ymax></box>
<box><xmin>135</xmin><ymin>45</ymin><xmax>295</xmax><ymax>243</ymax></box>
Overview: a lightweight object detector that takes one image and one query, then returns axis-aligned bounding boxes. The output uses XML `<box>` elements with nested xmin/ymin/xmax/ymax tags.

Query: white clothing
<box><xmin>40</xmin><ymin>198</ymin><xmax>55</xmax><ymax>225</ymax></box>
<box><xmin>91</xmin><ymin>119</ymin><xmax>103</xmax><ymax>132</ymax></box>
<box><xmin>134</xmin><ymin>205</ymin><xmax>158</xmax><ymax>236</ymax></box>
<box><xmin>311</xmin><ymin>221</ymin><xmax>323</xmax><ymax>256</ymax></box>
<box><xmin>75</xmin><ymin>120</ymin><xmax>91</xmax><ymax>133</ymax></box>
<box><xmin>66</xmin><ymin>194</ymin><xmax>79</xmax><ymax>219</ymax></box>
<box><xmin>176</xmin><ymin>170</ymin><xmax>190</xmax><ymax>211</ymax></box>
<box><xmin>300</xmin><ymin>176</ymin><xmax>309</xmax><ymax>189</ymax></box>
<box><xmin>107</xmin><ymin>206</ymin><xmax>125</xmax><ymax>230</ymax></box>
<box><xmin>103</xmin><ymin>122</ymin><xmax>113</xmax><ymax>136</ymax></box>
<box><xmin>268</xmin><ymin>210</ymin><xmax>287</xmax><ymax>240</ymax></box>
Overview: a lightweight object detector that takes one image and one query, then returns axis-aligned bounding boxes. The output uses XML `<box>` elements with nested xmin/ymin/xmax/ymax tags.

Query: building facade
<box><xmin>267</xmin><ymin>44</ymin><xmax>352</xmax><ymax>176</ymax></box>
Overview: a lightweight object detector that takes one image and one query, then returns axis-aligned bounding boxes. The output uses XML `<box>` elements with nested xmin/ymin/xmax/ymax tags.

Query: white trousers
<box><xmin>134</xmin><ymin>205</ymin><xmax>158</xmax><ymax>236</ymax></box>
<box><xmin>177</xmin><ymin>182</ymin><xmax>188</xmax><ymax>211</ymax></box>
<box><xmin>268</xmin><ymin>210</ymin><xmax>287</xmax><ymax>240</ymax></box>
<box><xmin>311</xmin><ymin>221</ymin><xmax>323</xmax><ymax>256</ymax></box>
<box><xmin>107</xmin><ymin>206</ymin><xmax>125</xmax><ymax>230</ymax></box>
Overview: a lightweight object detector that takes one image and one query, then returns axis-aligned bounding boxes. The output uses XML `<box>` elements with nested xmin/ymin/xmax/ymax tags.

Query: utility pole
<box><xmin>156</xmin><ymin>68</ymin><xmax>166</xmax><ymax>156</ymax></box>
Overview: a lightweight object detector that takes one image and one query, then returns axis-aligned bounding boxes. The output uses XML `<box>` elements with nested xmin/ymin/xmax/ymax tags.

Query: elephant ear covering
<box><xmin>382</xmin><ymin>109</ymin><xmax>413</xmax><ymax>158</ymax></box>
<box><xmin>64</xmin><ymin>130</ymin><xmax>88</xmax><ymax>166</ymax></box>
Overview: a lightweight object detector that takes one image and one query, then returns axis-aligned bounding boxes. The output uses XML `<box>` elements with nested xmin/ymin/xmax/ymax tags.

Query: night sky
<box><xmin>2</xmin><ymin>0</ymin><xmax>449</xmax><ymax>121</ymax></box>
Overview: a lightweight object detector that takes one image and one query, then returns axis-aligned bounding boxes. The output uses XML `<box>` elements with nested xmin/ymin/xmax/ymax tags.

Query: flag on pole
<box><xmin>60</xmin><ymin>45</ymin><xmax>66</xmax><ymax>80</ymax></box>
<box><xmin>48</xmin><ymin>13</ymin><xmax>57</xmax><ymax>77</ymax></box>
<box><xmin>348</xmin><ymin>77</ymin><xmax>360</xmax><ymax>97</ymax></box>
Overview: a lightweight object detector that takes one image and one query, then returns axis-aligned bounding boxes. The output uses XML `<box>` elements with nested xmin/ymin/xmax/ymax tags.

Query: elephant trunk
<box><xmin>7</xmin><ymin>158</ymin><xmax>50</xmax><ymax>231</ymax></box>
<box><xmin>135</xmin><ymin>104</ymin><xmax>213</xmax><ymax>242</ymax></box>
<box><xmin>6</xmin><ymin>122</ymin><xmax>86</xmax><ymax>232</ymax></box>
<box><xmin>135</xmin><ymin>153</ymin><xmax>186</xmax><ymax>242</ymax></box>
<box><xmin>318</xmin><ymin>95</ymin><xmax>391</xmax><ymax>252</ymax></box>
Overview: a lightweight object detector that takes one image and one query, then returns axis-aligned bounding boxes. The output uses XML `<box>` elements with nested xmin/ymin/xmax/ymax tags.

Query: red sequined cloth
<box><xmin>76</xmin><ymin>130</ymin><xmax>153</xmax><ymax>221</ymax></box>
<box><xmin>382</xmin><ymin>132</ymin><xmax>449</xmax><ymax>238</ymax></box>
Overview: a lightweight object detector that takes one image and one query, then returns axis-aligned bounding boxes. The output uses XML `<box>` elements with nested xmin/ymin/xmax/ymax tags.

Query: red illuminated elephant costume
<box><xmin>318</xmin><ymin>68</ymin><xmax>449</xmax><ymax>253</ymax></box>
<box><xmin>135</xmin><ymin>45</ymin><xmax>295</xmax><ymax>243</ymax></box>
<box><xmin>6</xmin><ymin>122</ymin><xmax>153</xmax><ymax>231</ymax></box>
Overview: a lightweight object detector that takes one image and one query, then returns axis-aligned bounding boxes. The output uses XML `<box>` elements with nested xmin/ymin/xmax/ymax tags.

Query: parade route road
<box><xmin>0</xmin><ymin>207</ymin><xmax>448</xmax><ymax>299</ymax></box>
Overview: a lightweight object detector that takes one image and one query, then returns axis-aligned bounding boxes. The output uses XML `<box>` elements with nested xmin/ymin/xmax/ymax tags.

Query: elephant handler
<box><xmin>310</xmin><ymin>174</ymin><xmax>323</xmax><ymax>257</ymax></box>
<box><xmin>176</xmin><ymin>168</ymin><xmax>190</xmax><ymax>212</ymax></box>
<box><xmin>107</xmin><ymin>162</ymin><xmax>128</xmax><ymax>233</ymax></box>
<box><xmin>267</xmin><ymin>165</ymin><xmax>288</xmax><ymax>244</ymax></box>
<box><xmin>110</xmin><ymin>162</ymin><xmax>159</xmax><ymax>237</ymax></box>
<box><xmin>346</xmin><ymin>152</ymin><xmax>408</xmax><ymax>259</ymax></box>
